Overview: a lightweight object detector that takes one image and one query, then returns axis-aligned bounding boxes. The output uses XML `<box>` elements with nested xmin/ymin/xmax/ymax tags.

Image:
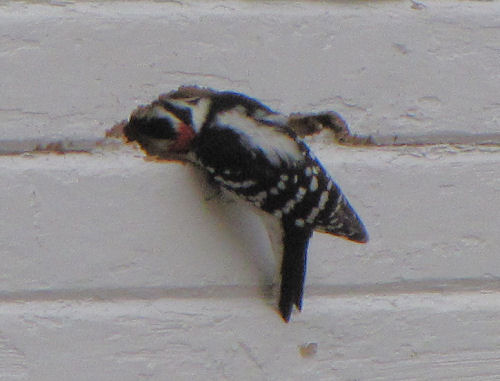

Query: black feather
<box><xmin>278</xmin><ymin>223</ymin><xmax>313</xmax><ymax>322</ymax></box>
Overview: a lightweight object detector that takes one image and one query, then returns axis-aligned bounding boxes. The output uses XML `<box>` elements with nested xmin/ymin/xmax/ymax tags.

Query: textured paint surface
<box><xmin>0</xmin><ymin>0</ymin><xmax>499</xmax><ymax>379</ymax></box>
<box><xmin>0</xmin><ymin>1</ymin><xmax>499</xmax><ymax>142</ymax></box>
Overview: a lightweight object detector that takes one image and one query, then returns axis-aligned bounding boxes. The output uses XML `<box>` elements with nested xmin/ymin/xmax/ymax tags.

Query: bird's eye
<box><xmin>130</xmin><ymin>116</ymin><xmax>177</xmax><ymax>140</ymax></box>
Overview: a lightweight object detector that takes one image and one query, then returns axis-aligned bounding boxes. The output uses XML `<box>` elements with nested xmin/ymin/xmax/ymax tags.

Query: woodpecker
<box><xmin>123</xmin><ymin>86</ymin><xmax>368</xmax><ymax>322</ymax></box>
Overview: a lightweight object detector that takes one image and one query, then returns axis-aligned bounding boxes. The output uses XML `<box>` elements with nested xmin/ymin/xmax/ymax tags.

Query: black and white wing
<box><xmin>192</xmin><ymin>108</ymin><xmax>367</xmax><ymax>321</ymax></box>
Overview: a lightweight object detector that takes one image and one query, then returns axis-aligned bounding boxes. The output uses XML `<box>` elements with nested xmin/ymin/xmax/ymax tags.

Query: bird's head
<box><xmin>124</xmin><ymin>87</ymin><xmax>214</xmax><ymax>158</ymax></box>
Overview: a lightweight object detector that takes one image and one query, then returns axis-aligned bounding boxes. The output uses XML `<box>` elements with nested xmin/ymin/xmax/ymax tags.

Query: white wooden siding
<box><xmin>0</xmin><ymin>1</ymin><xmax>499</xmax><ymax>379</ymax></box>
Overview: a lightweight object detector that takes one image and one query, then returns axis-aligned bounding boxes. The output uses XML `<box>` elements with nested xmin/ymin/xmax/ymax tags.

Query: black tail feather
<box><xmin>278</xmin><ymin>225</ymin><xmax>313</xmax><ymax>322</ymax></box>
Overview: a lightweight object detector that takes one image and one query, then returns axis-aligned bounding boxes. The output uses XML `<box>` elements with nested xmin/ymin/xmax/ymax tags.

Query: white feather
<box><xmin>190</xmin><ymin>98</ymin><xmax>212</xmax><ymax>132</ymax></box>
<box><xmin>168</xmin><ymin>98</ymin><xmax>211</xmax><ymax>132</ymax></box>
<box><xmin>216</xmin><ymin>108</ymin><xmax>303</xmax><ymax>166</ymax></box>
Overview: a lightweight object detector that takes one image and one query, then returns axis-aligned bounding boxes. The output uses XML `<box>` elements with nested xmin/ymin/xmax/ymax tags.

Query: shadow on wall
<box><xmin>185</xmin><ymin>166</ymin><xmax>276</xmax><ymax>292</ymax></box>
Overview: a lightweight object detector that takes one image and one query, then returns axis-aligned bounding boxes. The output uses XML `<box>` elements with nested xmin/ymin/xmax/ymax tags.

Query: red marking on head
<box><xmin>170</xmin><ymin>122</ymin><xmax>196</xmax><ymax>152</ymax></box>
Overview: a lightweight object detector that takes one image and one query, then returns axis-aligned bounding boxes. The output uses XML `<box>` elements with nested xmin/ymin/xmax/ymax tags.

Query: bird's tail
<box><xmin>278</xmin><ymin>224</ymin><xmax>313</xmax><ymax>322</ymax></box>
